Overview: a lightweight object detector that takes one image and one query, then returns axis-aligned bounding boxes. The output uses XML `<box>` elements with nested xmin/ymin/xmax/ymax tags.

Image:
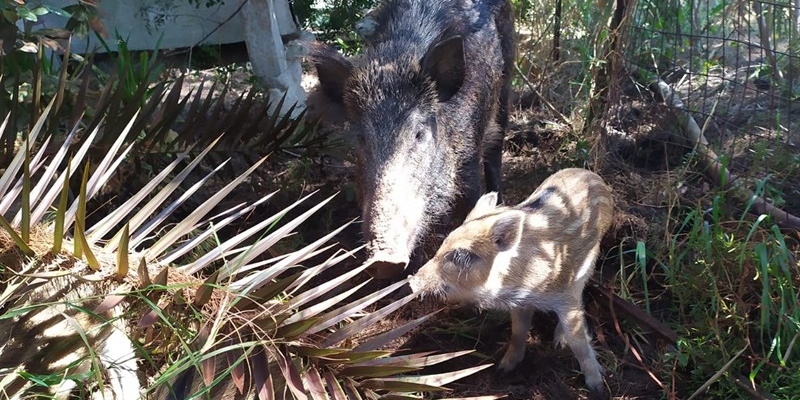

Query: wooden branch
<box><xmin>514</xmin><ymin>64</ymin><xmax>572</xmax><ymax>127</ymax></box>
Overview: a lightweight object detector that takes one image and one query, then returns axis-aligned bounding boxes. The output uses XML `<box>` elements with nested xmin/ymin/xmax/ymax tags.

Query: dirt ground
<box><xmin>107</xmin><ymin>45</ymin><xmax>798</xmax><ymax>399</ymax></box>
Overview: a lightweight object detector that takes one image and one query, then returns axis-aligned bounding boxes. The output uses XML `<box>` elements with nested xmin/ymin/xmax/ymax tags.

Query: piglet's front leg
<box><xmin>497</xmin><ymin>307</ymin><xmax>534</xmax><ymax>372</ymax></box>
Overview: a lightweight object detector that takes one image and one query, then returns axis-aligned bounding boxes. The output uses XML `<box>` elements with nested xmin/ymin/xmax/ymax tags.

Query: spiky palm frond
<box><xmin>0</xmin><ymin>97</ymin><xmax>489</xmax><ymax>400</ymax></box>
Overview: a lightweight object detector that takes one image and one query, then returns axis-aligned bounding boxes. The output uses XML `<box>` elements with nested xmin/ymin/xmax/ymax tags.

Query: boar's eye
<box><xmin>443</xmin><ymin>248</ymin><xmax>480</xmax><ymax>269</ymax></box>
<box><xmin>414</xmin><ymin>115</ymin><xmax>436</xmax><ymax>143</ymax></box>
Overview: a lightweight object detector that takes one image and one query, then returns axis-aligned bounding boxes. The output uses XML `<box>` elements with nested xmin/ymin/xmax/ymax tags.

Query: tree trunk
<box><xmin>241</xmin><ymin>0</ymin><xmax>307</xmax><ymax>117</ymax></box>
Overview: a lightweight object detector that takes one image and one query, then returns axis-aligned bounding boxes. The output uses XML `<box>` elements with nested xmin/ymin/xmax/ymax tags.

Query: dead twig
<box><xmin>513</xmin><ymin>64</ymin><xmax>572</xmax><ymax>128</ymax></box>
<box><xmin>588</xmin><ymin>281</ymin><xmax>679</xmax><ymax>345</ymax></box>
<box><xmin>591</xmin><ymin>280</ymin><xmax>669</xmax><ymax>395</ymax></box>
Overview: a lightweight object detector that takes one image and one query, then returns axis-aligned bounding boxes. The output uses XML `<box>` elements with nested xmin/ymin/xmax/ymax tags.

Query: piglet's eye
<box><xmin>444</xmin><ymin>248</ymin><xmax>479</xmax><ymax>268</ymax></box>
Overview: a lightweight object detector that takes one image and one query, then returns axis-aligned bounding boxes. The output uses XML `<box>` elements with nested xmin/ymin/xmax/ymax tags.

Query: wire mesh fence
<box><xmin>619</xmin><ymin>0</ymin><xmax>800</xmax><ymax>214</ymax></box>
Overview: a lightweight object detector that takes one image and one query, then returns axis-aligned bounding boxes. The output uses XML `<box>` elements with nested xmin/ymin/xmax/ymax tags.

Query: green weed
<box><xmin>642</xmin><ymin>187</ymin><xmax>799</xmax><ymax>398</ymax></box>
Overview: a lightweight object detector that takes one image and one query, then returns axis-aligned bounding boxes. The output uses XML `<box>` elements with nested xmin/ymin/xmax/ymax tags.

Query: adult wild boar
<box><xmin>309</xmin><ymin>0</ymin><xmax>516</xmax><ymax>278</ymax></box>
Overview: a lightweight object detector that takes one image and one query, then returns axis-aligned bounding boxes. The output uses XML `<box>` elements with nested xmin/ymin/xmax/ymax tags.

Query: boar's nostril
<box><xmin>366</xmin><ymin>259</ymin><xmax>409</xmax><ymax>280</ymax></box>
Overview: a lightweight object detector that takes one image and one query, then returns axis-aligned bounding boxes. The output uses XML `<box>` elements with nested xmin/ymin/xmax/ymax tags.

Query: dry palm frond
<box><xmin>0</xmin><ymin>96</ymin><xmax>488</xmax><ymax>400</ymax></box>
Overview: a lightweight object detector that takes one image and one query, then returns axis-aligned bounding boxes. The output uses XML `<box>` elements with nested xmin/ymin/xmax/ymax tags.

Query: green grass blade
<box><xmin>117</xmin><ymin>223</ymin><xmax>130</xmax><ymax>280</ymax></box>
<box><xmin>53</xmin><ymin>158</ymin><xmax>72</xmax><ymax>253</ymax></box>
<box><xmin>58</xmin><ymin>310</ymin><xmax>106</xmax><ymax>388</ymax></box>
<box><xmin>73</xmin><ymin>162</ymin><xmax>90</xmax><ymax>258</ymax></box>
<box><xmin>635</xmin><ymin>240</ymin><xmax>650</xmax><ymax>315</ymax></box>
<box><xmin>21</xmin><ymin>142</ymin><xmax>31</xmax><ymax>243</ymax></box>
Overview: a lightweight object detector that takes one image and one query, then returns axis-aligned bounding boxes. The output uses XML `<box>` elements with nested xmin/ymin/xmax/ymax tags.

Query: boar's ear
<box><xmin>465</xmin><ymin>192</ymin><xmax>498</xmax><ymax>222</ymax></box>
<box><xmin>421</xmin><ymin>35</ymin><xmax>465</xmax><ymax>102</ymax></box>
<box><xmin>311</xmin><ymin>44</ymin><xmax>353</xmax><ymax>105</ymax></box>
<box><xmin>490</xmin><ymin>212</ymin><xmax>524</xmax><ymax>252</ymax></box>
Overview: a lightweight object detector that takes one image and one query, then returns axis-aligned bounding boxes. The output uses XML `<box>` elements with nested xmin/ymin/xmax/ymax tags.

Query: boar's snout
<box><xmin>365</xmin><ymin>251</ymin><xmax>410</xmax><ymax>279</ymax></box>
<box><xmin>361</xmin><ymin>185</ymin><xmax>427</xmax><ymax>279</ymax></box>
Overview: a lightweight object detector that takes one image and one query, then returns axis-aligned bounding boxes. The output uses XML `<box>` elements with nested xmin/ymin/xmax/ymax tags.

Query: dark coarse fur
<box><xmin>308</xmin><ymin>0</ymin><xmax>516</xmax><ymax>276</ymax></box>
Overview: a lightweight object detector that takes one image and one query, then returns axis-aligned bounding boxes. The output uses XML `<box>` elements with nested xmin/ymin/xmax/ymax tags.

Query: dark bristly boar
<box><xmin>408</xmin><ymin>168</ymin><xmax>614</xmax><ymax>394</ymax></box>
<box><xmin>309</xmin><ymin>0</ymin><xmax>516</xmax><ymax>279</ymax></box>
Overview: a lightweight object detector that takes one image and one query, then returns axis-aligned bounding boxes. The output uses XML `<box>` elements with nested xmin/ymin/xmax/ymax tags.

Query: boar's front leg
<box><xmin>497</xmin><ymin>307</ymin><xmax>534</xmax><ymax>372</ymax></box>
<box><xmin>483</xmin><ymin>141</ymin><xmax>504</xmax><ymax>202</ymax></box>
<box><xmin>452</xmin><ymin>155</ymin><xmax>483</xmax><ymax>224</ymax></box>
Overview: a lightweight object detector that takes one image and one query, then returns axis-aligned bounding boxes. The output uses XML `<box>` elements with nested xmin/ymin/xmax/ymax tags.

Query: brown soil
<box><xmin>92</xmin><ymin>41</ymin><xmax>798</xmax><ymax>399</ymax></box>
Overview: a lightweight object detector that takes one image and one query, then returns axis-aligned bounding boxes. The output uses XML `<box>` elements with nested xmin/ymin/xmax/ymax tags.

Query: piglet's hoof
<box><xmin>587</xmin><ymin>383</ymin><xmax>610</xmax><ymax>400</ymax></box>
<box><xmin>496</xmin><ymin>352</ymin><xmax>523</xmax><ymax>373</ymax></box>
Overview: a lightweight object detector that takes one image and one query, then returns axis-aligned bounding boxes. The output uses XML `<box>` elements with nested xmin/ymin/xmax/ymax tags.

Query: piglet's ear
<box><xmin>465</xmin><ymin>192</ymin><xmax>498</xmax><ymax>221</ymax></box>
<box><xmin>421</xmin><ymin>35</ymin><xmax>465</xmax><ymax>102</ymax></box>
<box><xmin>490</xmin><ymin>212</ymin><xmax>524</xmax><ymax>252</ymax></box>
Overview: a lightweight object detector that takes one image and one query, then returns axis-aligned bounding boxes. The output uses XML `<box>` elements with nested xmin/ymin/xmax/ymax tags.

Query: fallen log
<box><xmin>635</xmin><ymin>68</ymin><xmax>800</xmax><ymax>231</ymax></box>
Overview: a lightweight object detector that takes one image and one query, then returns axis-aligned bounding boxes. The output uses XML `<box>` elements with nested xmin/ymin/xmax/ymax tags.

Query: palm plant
<box><xmin>0</xmin><ymin>57</ymin><xmax>491</xmax><ymax>399</ymax></box>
